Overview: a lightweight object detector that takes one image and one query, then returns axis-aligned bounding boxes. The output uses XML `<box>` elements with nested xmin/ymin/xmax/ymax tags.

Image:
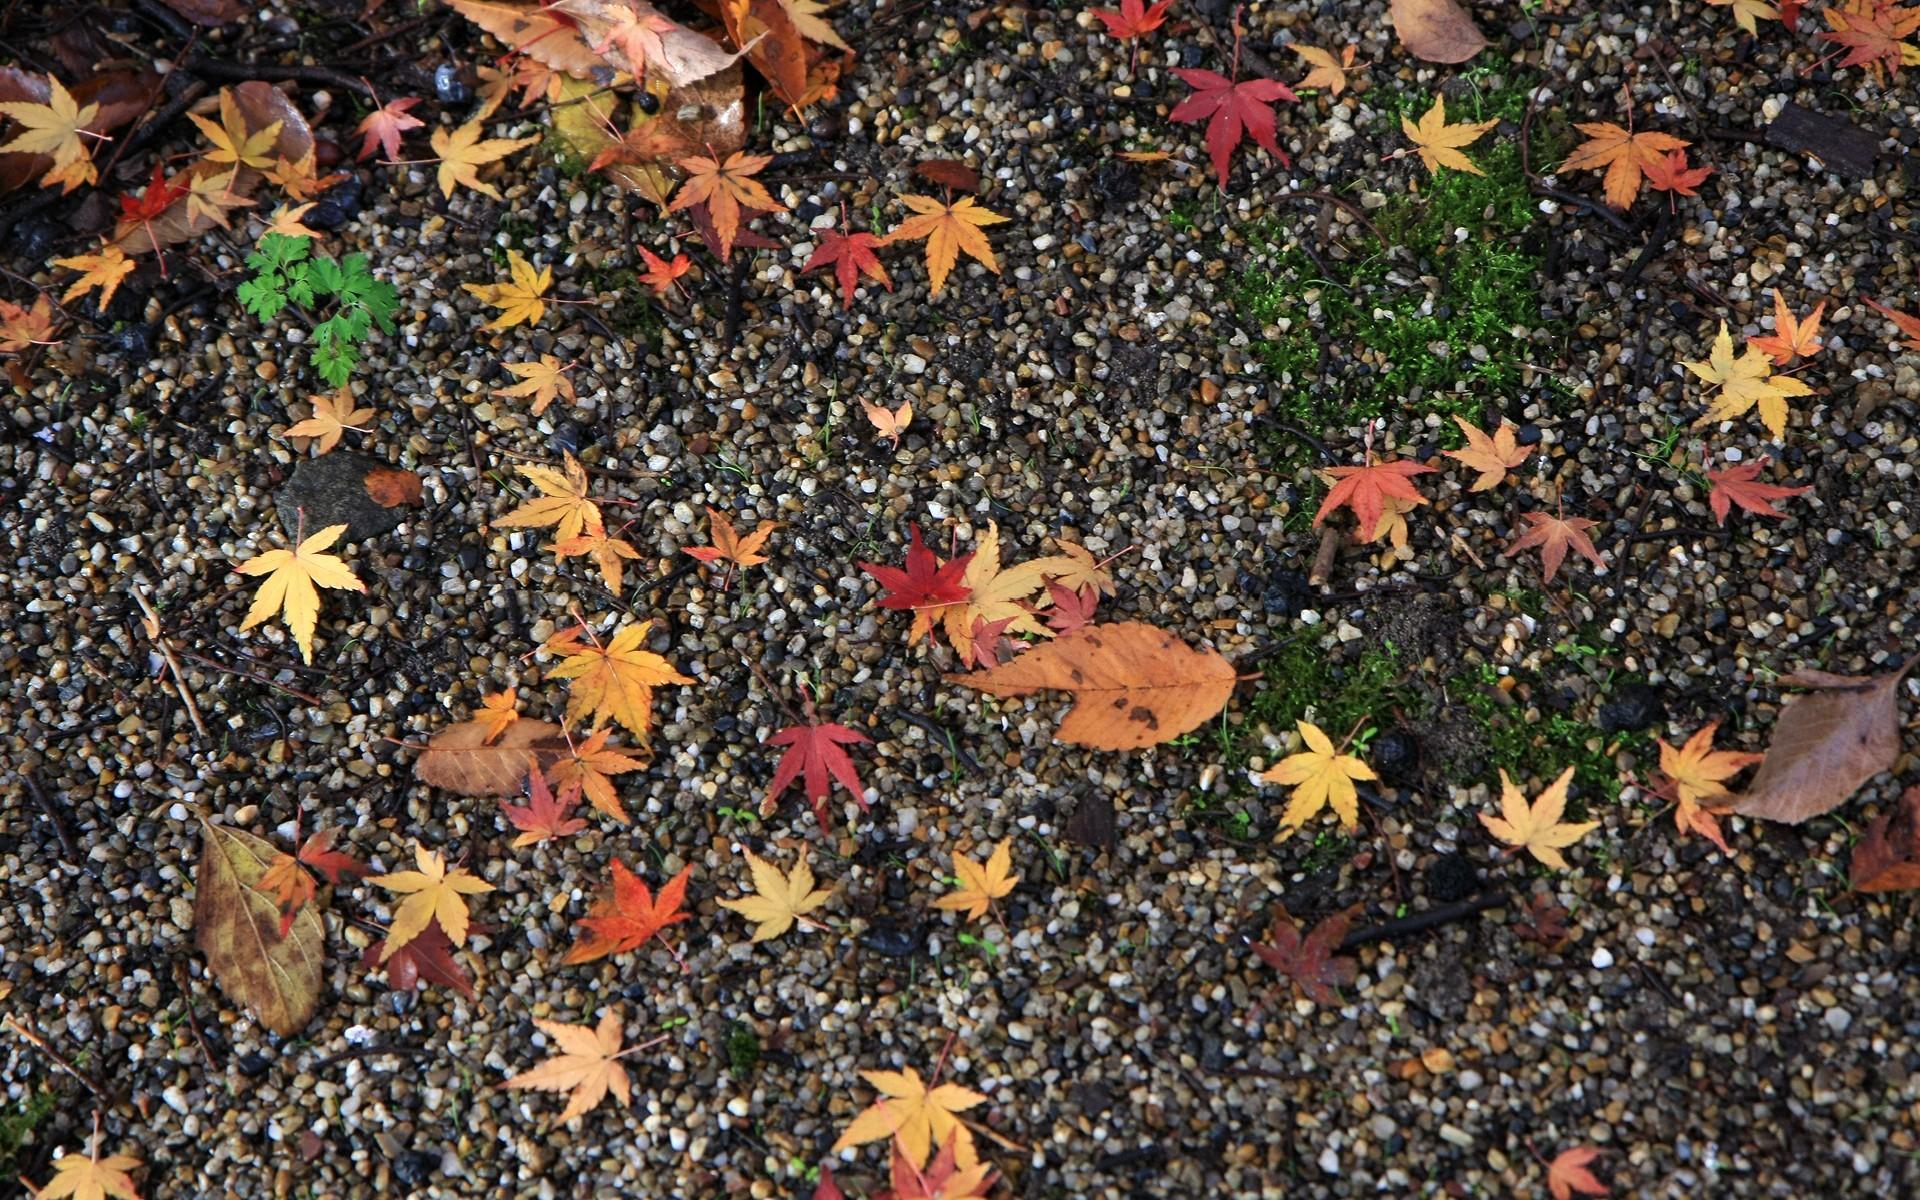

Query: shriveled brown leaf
<box><xmin>448</xmin><ymin>0</ymin><xmax>604</xmax><ymax>75</ymax></box>
<box><xmin>1850</xmin><ymin>787</ymin><xmax>1920</xmax><ymax>893</ymax></box>
<box><xmin>1390</xmin><ymin>0</ymin><xmax>1487</xmax><ymax>63</ymax></box>
<box><xmin>414</xmin><ymin>717</ymin><xmax>572</xmax><ymax>795</ymax></box>
<box><xmin>945</xmin><ymin>621</ymin><xmax>1237</xmax><ymax>749</ymax></box>
<box><xmin>1735</xmin><ymin>658</ymin><xmax>1916</xmax><ymax>824</ymax></box>
<box><xmin>363</xmin><ymin>467</ymin><xmax>423</xmax><ymax>508</ymax></box>
<box><xmin>194</xmin><ymin>822</ymin><xmax>324</xmax><ymax>1035</ymax></box>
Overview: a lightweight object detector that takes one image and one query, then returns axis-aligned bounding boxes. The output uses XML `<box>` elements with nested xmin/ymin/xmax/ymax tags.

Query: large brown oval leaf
<box><xmin>1734</xmin><ymin>662</ymin><xmax>1914</xmax><ymax>824</ymax></box>
<box><xmin>945</xmin><ymin>621</ymin><xmax>1237</xmax><ymax>749</ymax></box>
<box><xmin>194</xmin><ymin>822</ymin><xmax>324</xmax><ymax>1035</ymax></box>
<box><xmin>413</xmin><ymin>717</ymin><xmax>573</xmax><ymax>795</ymax></box>
<box><xmin>1850</xmin><ymin>787</ymin><xmax>1920</xmax><ymax>893</ymax></box>
<box><xmin>1391</xmin><ymin>0</ymin><xmax>1487</xmax><ymax>64</ymax></box>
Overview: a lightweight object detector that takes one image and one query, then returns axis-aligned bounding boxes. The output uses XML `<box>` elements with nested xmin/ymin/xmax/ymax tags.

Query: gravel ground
<box><xmin>4</xmin><ymin>1</ymin><xmax>1920</xmax><ymax>1197</ymax></box>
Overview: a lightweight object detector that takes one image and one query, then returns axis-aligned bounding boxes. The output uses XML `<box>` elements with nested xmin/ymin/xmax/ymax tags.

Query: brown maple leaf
<box><xmin>1314</xmin><ymin>454</ymin><xmax>1436</xmax><ymax>542</ymax></box>
<box><xmin>1250</xmin><ymin>903</ymin><xmax>1360</xmax><ymax>1005</ymax></box>
<box><xmin>1502</xmin><ymin>505</ymin><xmax>1605</xmax><ymax>583</ymax></box>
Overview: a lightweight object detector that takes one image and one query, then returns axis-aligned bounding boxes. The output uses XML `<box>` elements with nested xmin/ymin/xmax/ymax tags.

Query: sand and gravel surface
<box><xmin>4</xmin><ymin>0</ymin><xmax>1920</xmax><ymax>1197</ymax></box>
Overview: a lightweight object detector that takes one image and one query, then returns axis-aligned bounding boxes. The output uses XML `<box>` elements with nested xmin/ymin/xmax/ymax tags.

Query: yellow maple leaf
<box><xmin>368</xmin><ymin>843</ymin><xmax>493</xmax><ymax>961</ymax></box>
<box><xmin>502</xmin><ymin>1008</ymin><xmax>636</xmax><ymax>1123</ymax></box>
<box><xmin>1442</xmin><ymin>414</ymin><xmax>1532</xmax><ymax>492</ymax></box>
<box><xmin>0</xmin><ymin>76</ymin><xmax>99</xmax><ymax>168</ymax></box>
<box><xmin>934</xmin><ymin>837</ymin><xmax>1018</xmax><ymax>921</ymax></box>
<box><xmin>235</xmin><ymin>523</ymin><xmax>366</xmax><ymax>664</ymax></box>
<box><xmin>546</xmin><ymin>620</ymin><xmax>693</xmax><ymax>741</ymax></box>
<box><xmin>477</xmin><ymin>688</ymin><xmax>519</xmax><ymax>744</ymax></box>
<box><xmin>430</xmin><ymin>120</ymin><xmax>538</xmax><ymax>199</ymax></box>
<box><xmin>32</xmin><ymin>1141</ymin><xmax>143</xmax><ymax>1200</ymax></box>
<box><xmin>285</xmin><ymin>386</ymin><xmax>375</xmax><ymax>453</ymax></box>
<box><xmin>884</xmin><ymin>194</ymin><xmax>1010</xmax><ymax>295</ymax></box>
<box><xmin>939</xmin><ymin>521</ymin><xmax>1054</xmax><ymax>662</ymax></box>
<box><xmin>54</xmin><ymin>244</ymin><xmax>136</xmax><ymax>312</ymax></box>
<box><xmin>780</xmin><ymin>0</ymin><xmax>852</xmax><ymax>50</ymax></box>
<box><xmin>833</xmin><ymin>1066</ymin><xmax>988</xmax><ymax>1167</ymax></box>
<box><xmin>1683</xmin><ymin>322</ymin><xmax>1814</xmax><ymax>438</ymax></box>
<box><xmin>493</xmin><ymin>354</ymin><xmax>576</xmax><ymax>413</ymax></box>
<box><xmin>1400</xmin><ymin>95</ymin><xmax>1497</xmax><ymax>176</ymax></box>
<box><xmin>1291</xmin><ymin>43</ymin><xmax>1357</xmax><ymax>96</ymax></box>
<box><xmin>1260</xmin><ymin>719</ymin><xmax>1377</xmax><ymax>833</ymax></box>
<box><xmin>1479</xmin><ymin>767</ymin><xmax>1599</xmax><ymax>870</ymax></box>
<box><xmin>463</xmin><ymin>248</ymin><xmax>551</xmax><ymax>331</ymax></box>
<box><xmin>1706</xmin><ymin>0</ymin><xmax>1781</xmax><ymax>34</ymax></box>
<box><xmin>718</xmin><ymin>848</ymin><xmax>832</xmax><ymax>942</ymax></box>
<box><xmin>189</xmin><ymin>88</ymin><xmax>283</xmax><ymax>169</ymax></box>
<box><xmin>261</xmin><ymin>202</ymin><xmax>321</xmax><ymax>239</ymax></box>
<box><xmin>495</xmin><ymin>452</ymin><xmax>602</xmax><ymax>542</ymax></box>
<box><xmin>183</xmin><ymin>166</ymin><xmax>253</xmax><ymax>230</ymax></box>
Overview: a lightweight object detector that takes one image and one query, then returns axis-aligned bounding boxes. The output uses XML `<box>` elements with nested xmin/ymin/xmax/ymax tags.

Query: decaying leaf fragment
<box><xmin>414</xmin><ymin>717</ymin><xmax>572</xmax><ymax>795</ymax></box>
<box><xmin>1390</xmin><ymin>0</ymin><xmax>1487</xmax><ymax>63</ymax></box>
<box><xmin>946</xmin><ymin>622</ymin><xmax>1237</xmax><ymax>749</ymax></box>
<box><xmin>1849</xmin><ymin>787</ymin><xmax>1920</xmax><ymax>893</ymax></box>
<box><xmin>1735</xmin><ymin>658</ymin><xmax>1915</xmax><ymax>824</ymax></box>
<box><xmin>194</xmin><ymin>821</ymin><xmax>325</xmax><ymax>1035</ymax></box>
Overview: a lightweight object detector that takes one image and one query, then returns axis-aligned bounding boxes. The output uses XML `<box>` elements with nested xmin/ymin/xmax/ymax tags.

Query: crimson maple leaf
<box><xmin>1092</xmin><ymin>0</ymin><xmax>1170</xmax><ymax>39</ymax></box>
<box><xmin>1642</xmin><ymin>147</ymin><xmax>1712</xmax><ymax>200</ymax></box>
<box><xmin>297</xmin><ymin>825</ymin><xmax>367</xmax><ymax>885</ymax></box>
<box><xmin>803</xmin><ymin>226</ymin><xmax>892</xmax><ymax>310</ymax></box>
<box><xmin>364</xmin><ymin>920</ymin><xmax>476</xmax><ymax>999</ymax></box>
<box><xmin>1250</xmin><ymin>903</ymin><xmax>1360</xmax><ymax>1005</ymax></box>
<box><xmin>500</xmin><ymin>762</ymin><xmax>589</xmax><ymax>847</ymax></box>
<box><xmin>1170</xmin><ymin>68</ymin><xmax>1296</xmax><ymax>188</ymax></box>
<box><xmin>859</xmin><ymin>523</ymin><xmax>972</xmax><ymax>613</ymax></box>
<box><xmin>120</xmin><ymin>160</ymin><xmax>187</xmax><ymax>223</ymax></box>
<box><xmin>1042</xmin><ymin>578</ymin><xmax>1098</xmax><ymax>634</ymax></box>
<box><xmin>563</xmin><ymin>860</ymin><xmax>692</xmax><ymax>965</ymax></box>
<box><xmin>966</xmin><ymin>614</ymin><xmax>1018</xmax><ymax>668</ymax></box>
<box><xmin>1313</xmin><ymin>456</ymin><xmax>1436</xmax><ymax>542</ymax></box>
<box><xmin>765</xmin><ymin>690</ymin><xmax>872</xmax><ymax>827</ymax></box>
<box><xmin>1705</xmin><ymin>456</ymin><xmax>1811</xmax><ymax>524</ymax></box>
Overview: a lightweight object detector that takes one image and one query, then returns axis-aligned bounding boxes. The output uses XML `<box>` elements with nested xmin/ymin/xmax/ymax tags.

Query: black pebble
<box><xmin>1093</xmin><ymin>161</ymin><xmax>1140</xmax><ymax>207</ymax></box>
<box><xmin>1515</xmin><ymin>423</ymin><xmax>1543</xmax><ymax>446</ymax></box>
<box><xmin>235</xmin><ymin>1051</ymin><xmax>274</xmax><ymax>1077</ymax></box>
<box><xmin>1426</xmin><ymin>853</ymin><xmax>1479</xmax><ymax>903</ymax></box>
<box><xmin>304</xmin><ymin>200</ymin><xmax>350</xmax><ymax>231</ymax></box>
<box><xmin>391</xmin><ymin>1150</ymin><xmax>438</xmax><ymax>1188</ymax></box>
<box><xmin>807</xmin><ymin>111</ymin><xmax>844</xmax><ymax>141</ymax></box>
<box><xmin>1370</xmin><ymin>728</ymin><xmax>1420</xmax><ymax>785</ymax></box>
<box><xmin>433</xmin><ymin>63</ymin><xmax>472</xmax><ymax>106</ymax></box>
<box><xmin>860</xmin><ymin>920</ymin><xmax>922</xmax><ymax>958</ymax></box>
<box><xmin>106</xmin><ymin>325</ymin><xmax>153</xmax><ymax>362</ymax></box>
<box><xmin>792</xmin><ymin>199</ymin><xmax>824</xmax><ymax>224</ymax></box>
<box><xmin>549</xmin><ymin>419</ymin><xmax>591</xmax><ymax>456</ymax></box>
<box><xmin>1259</xmin><ymin>567</ymin><xmax>1313</xmax><ymax>618</ymax></box>
<box><xmin>7</xmin><ymin>216</ymin><xmax>60</xmax><ymax>263</ymax></box>
<box><xmin>1596</xmin><ymin>682</ymin><xmax>1665</xmax><ymax>734</ymax></box>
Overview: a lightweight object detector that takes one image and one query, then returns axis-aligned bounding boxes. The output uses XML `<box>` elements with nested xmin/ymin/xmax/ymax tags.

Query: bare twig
<box><xmin>130</xmin><ymin>587</ymin><xmax>210</xmax><ymax>739</ymax></box>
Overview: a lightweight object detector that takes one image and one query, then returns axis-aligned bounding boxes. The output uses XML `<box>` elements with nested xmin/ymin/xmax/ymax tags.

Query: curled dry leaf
<box><xmin>1250</xmin><ymin>903</ymin><xmax>1361</xmax><ymax>1005</ymax></box>
<box><xmin>1390</xmin><ymin>0</ymin><xmax>1487</xmax><ymax>63</ymax></box>
<box><xmin>194</xmin><ymin>821</ymin><xmax>325</xmax><ymax>1035</ymax></box>
<box><xmin>945</xmin><ymin>621</ymin><xmax>1237</xmax><ymax>750</ymax></box>
<box><xmin>414</xmin><ymin>717</ymin><xmax>571</xmax><ymax>796</ymax></box>
<box><xmin>1735</xmin><ymin>658</ymin><xmax>1915</xmax><ymax>824</ymax></box>
<box><xmin>1849</xmin><ymin>787</ymin><xmax>1920</xmax><ymax>893</ymax></box>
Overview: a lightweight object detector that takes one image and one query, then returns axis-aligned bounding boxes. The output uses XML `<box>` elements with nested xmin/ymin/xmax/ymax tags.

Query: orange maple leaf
<box><xmin>1502</xmin><ymin>506</ymin><xmax>1605</xmax><ymax>583</ymax></box>
<box><xmin>1559</xmin><ymin>119</ymin><xmax>1691</xmax><ymax>209</ymax></box>
<box><xmin>54</xmin><ymin>244</ymin><xmax>136</xmax><ymax>312</ymax></box>
<box><xmin>883</xmin><ymin>194</ymin><xmax>1011</xmax><ymax>295</ymax></box>
<box><xmin>1547</xmin><ymin>1145</ymin><xmax>1608</xmax><ymax>1200</ymax></box>
<box><xmin>1863</xmin><ymin>296</ymin><xmax>1920</xmax><ymax>351</ymax></box>
<box><xmin>562</xmin><ymin>860</ymin><xmax>691</xmax><ymax>964</ymax></box>
<box><xmin>1313</xmin><ymin>455</ymin><xmax>1435</xmax><ymax>542</ymax></box>
<box><xmin>546</xmin><ymin>727</ymin><xmax>647</xmax><ymax>821</ymax></box>
<box><xmin>1656</xmin><ymin>722</ymin><xmax>1762</xmax><ymax>854</ymax></box>
<box><xmin>667</xmin><ymin>151</ymin><xmax>785</xmax><ymax>261</ymax></box>
<box><xmin>1747</xmin><ymin>289</ymin><xmax>1824</xmax><ymax>365</ymax></box>
<box><xmin>1442</xmin><ymin>415</ymin><xmax>1530</xmax><ymax>492</ymax></box>
<box><xmin>683</xmin><ymin>506</ymin><xmax>778</xmax><ymax>587</ymax></box>
<box><xmin>636</xmin><ymin>246</ymin><xmax>692</xmax><ymax>297</ymax></box>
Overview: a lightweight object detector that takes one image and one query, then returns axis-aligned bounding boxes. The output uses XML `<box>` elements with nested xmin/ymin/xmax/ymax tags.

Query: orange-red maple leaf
<box><xmin>1818</xmin><ymin>0</ymin><xmax>1920</xmax><ymax>79</ymax></box>
<box><xmin>353</xmin><ymin>95</ymin><xmax>424</xmax><ymax>162</ymax></box>
<box><xmin>1705</xmin><ymin>456</ymin><xmax>1811</xmax><ymax>524</ymax></box>
<box><xmin>1657</xmin><ymin>722</ymin><xmax>1762</xmax><ymax>854</ymax></box>
<box><xmin>1747</xmin><ymin>289</ymin><xmax>1824</xmax><ymax>365</ymax></box>
<box><xmin>667</xmin><ymin>151</ymin><xmax>785</xmax><ymax>261</ymax></box>
<box><xmin>1559</xmin><ymin>119</ymin><xmax>1691</xmax><ymax>209</ymax></box>
<box><xmin>637</xmin><ymin>245</ymin><xmax>691</xmax><ymax>297</ymax></box>
<box><xmin>500</xmin><ymin>761</ymin><xmax>588</xmax><ymax>847</ymax></box>
<box><xmin>1091</xmin><ymin>0</ymin><xmax>1171</xmax><ymax>40</ymax></box>
<box><xmin>1170</xmin><ymin>68</ymin><xmax>1296</xmax><ymax>188</ymax></box>
<box><xmin>1313</xmin><ymin>456</ymin><xmax>1435</xmax><ymax>542</ymax></box>
<box><xmin>764</xmin><ymin>705</ymin><xmax>872</xmax><ymax>827</ymax></box>
<box><xmin>1547</xmin><ymin>1146</ymin><xmax>1608</xmax><ymax>1200</ymax></box>
<box><xmin>1641</xmin><ymin>147</ymin><xmax>1713</xmax><ymax>199</ymax></box>
<box><xmin>1503</xmin><ymin>506</ymin><xmax>1605</xmax><ymax>583</ymax></box>
<box><xmin>546</xmin><ymin>726</ymin><xmax>647</xmax><ymax>821</ymax></box>
<box><xmin>803</xmin><ymin>225</ymin><xmax>892</xmax><ymax>310</ymax></box>
<box><xmin>563</xmin><ymin>860</ymin><xmax>691</xmax><ymax>964</ymax></box>
<box><xmin>1863</xmin><ymin>296</ymin><xmax>1920</xmax><ymax>351</ymax></box>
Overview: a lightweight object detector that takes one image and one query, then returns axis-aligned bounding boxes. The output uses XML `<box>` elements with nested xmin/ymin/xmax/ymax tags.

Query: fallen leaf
<box><xmin>912</xmin><ymin>158</ymin><xmax>981</xmax><ymax>192</ymax></box>
<box><xmin>261</xmin><ymin>202</ymin><xmax>320</xmax><ymax>239</ymax></box>
<box><xmin>553</xmin><ymin>527</ymin><xmax>642</xmax><ymax>592</ymax></box>
<box><xmin>1250</xmin><ymin>903</ymin><xmax>1360</xmax><ymax>1005</ymax></box>
<box><xmin>1735</xmin><ymin>659</ymin><xmax>1915</xmax><ymax>824</ymax></box>
<box><xmin>501</xmin><ymin>759</ymin><xmax>589</xmax><ymax>847</ymax></box>
<box><xmin>669</xmin><ymin>150</ymin><xmax>784</xmax><ymax>260</ymax></box>
<box><xmin>494</xmin><ymin>354</ymin><xmax>576</xmax><ymax>414</ymax></box>
<box><xmin>547</xmin><ymin>620</ymin><xmax>694</xmax><ymax>742</ymax></box>
<box><xmin>503</xmin><ymin>1008</ymin><xmax>635</xmax><ymax>1122</ymax></box>
<box><xmin>1657</xmin><ymin>722</ymin><xmax>1762</xmax><ymax>853</ymax></box>
<box><xmin>1479</xmin><ymin>766</ymin><xmax>1599</xmax><ymax>869</ymax></box>
<box><xmin>285</xmin><ymin>386</ymin><xmax>374</xmax><ymax>454</ymax></box>
<box><xmin>1503</xmin><ymin>507</ymin><xmax>1606</xmax><ymax>584</ymax></box>
<box><xmin>1042</xmin><ymin>579</ymin><xmax>1098</xmax><ymax>634</ymax></box>
<box><xmin>1442</xmin><ymin>414</ymin><xmax>1530</xmax><ymax>491</ymax></box>
<box><xmin>1747</xmin><ymin>289</ymin><xmax>1825</xmax><ymax>365</ymax></box>
<box><xmin>1818</xmin><ymin>0</ymin><xmax>1920</xmax><ymax>80</ymax></box>
<box><xmin>1641</xmin><ymin>147</ymin><xmax>1713</xmax><ymax>198</ymax></box>
<box><xmin>547</xmin><ymin>726</ymin><xmax>648</xmax><ymax>821</ymax></box>
<box><xmin>884</xmin><ymin>1130</ymin><xmax>998</xmax><ymax>1200</ymax></box>
<box><xmin>463</xmin><ymin>248</ymin><xmax>551</xmax><ymax>330</ymax></box>
<box><xmin>1705</xmin><ymin>456</ymin><xmax>1811</xmax><ymax>524</ymax></box>
<box><xmin>934</xmin><ymin>837</ymin><xmax>1018</xmax><ymax>921</ymax></box>
<box><xmin>552</xmin><ymin>0</ymin><xmax>743</xmax><ymax>86</ymax></box>
<box><xmin>353</xmin><ymin>95</ymin><xmax>424</xmax><ymax>162</ymax></box>
<box><xmin>0</xmin><ymin>294</ymin><xmax>59</xmax><ymax>352</ymax></box>
<box><xmin>1169</xmin><ymin>68</ymin><xmax>1295</xmax><ymax>188</ymax></box>
<box><xmin>859</xmin><ymin>523</ymin><xmax>973</xmax><ymax>645</ymax></box>
<box><xmin>1390</xmin><ymin>0</ymin><xmax>1487</xmax><ymax>62</ymax></box>
<box><xmin>31</xmin><ymin>1141</ymin><xmax>143</xmax><ymax>1200</ymax></box>
<box><xmin>1091</xmin><ymin>0</ymin><xmax>1170</xmax><ymax>42</ymax></box>
<box><xmin>563</xmin><ymin>860</ymin><xmax>691</xmax><ymax>964</ymax></box>
<box><xmin>189</xmin><ymin>87</ymin><xmax>282</xmax><ymax>169</ymax></box>
<box><xmin>1260</xmin><ymin>719</ymin><xmax>1377</xmax><ymax>833</ymax></box>
<box><xmin>235</xmin><ymin>522</ymin><xmax>366</xmax><ymax>664</ymax></box>
<box><xmin>1560</xmin><ymin>118</ymin><xmax>1691</xmax><ymax>210</ymax></box>
<box><xmin>718</xmin><ymin>848</ymin><xmax>832</xmax><ymax>941</ymax></box>
<box><xmin>1547</xmin><ymin>1146</ymin><xmax>1608</xmax><ymax>1200</ymax></box>
<box><xmin>781</xmin><ymin>0</ymin><xmax>852</xmax><ymax>51</ymax></box>
<box><xmin>364</xmin><ymin>920</ymin><xmax>475</xmax><ymax>999</ymax></box>
<box><xmin>636</xmin><ymin>245</ymin><xmax>692</xmax><ymax>296</ymax></box>
<box><xmin>1708</xmin><ymin>0</ymin><xmax>1783</xmax><ymax>33</ymax></box>
<box><xmin>368</xmin><ymin>844</ymin><xmax>493</xmax><ymax>961</ymax></box>
<box><xmin>1683</xmin><ymin>322</ymin><xmax>1815</xmax><ymax>438</ymax></box>
<box><xmin>1400</xmin><ymin>95</ymin><xmax>1496</xmax><ymax>175</ymax></box>
<box><xmin>805</xmin><ymin>225</ymin><xmax>892</xmax><ymax>309</ymax></box>
<box><xmin>764</xmin><ymin>702</ymin><xmax>871</xmax><ymax>827</ymax></box>
<box><xmin>430</xmin><ymin>120</ymin><xmax>538</xmax><ymax>199</ymax></box>
<box><xmin>939</xmin><ymin>520</ymin><xmax>1056</xmax><ymax>663</ymax></box>
<box><xmin>1290</xmin><ymin>43</ymin><xmax>1357</xmax><ymax>95</ymax></box>
<box><xmin>1862</xmin><ymin>296</ymin><xmax>1920</xmax><ymax>351</ymax></box>
<box><xmin>883</xmin><ymin>193</ymin><xmax>1010</xmax><ymax>295</ymax></box>
<box><xmin>684</xmin><ymin>506</ymin><xmax>778</xmax><ymax>572</ymax></box>
<box><xmin>862</xmin><ymin>398</ymin><xmax>912</xmax><ymax>447</ymax></box>
<box><xmin>832</xmin><ymin>1066</ymin><xmax>987</xmax><ymax>1168</ymax></box>
<box><xmin>414</xmin><ymin>717</ymin><xmax>571</xmax><ymax>795</ymax></box>
<box><xmin>0</xmin><ymin>75</ymin><xmax>99</xmax><ymax>172</ymax></box>
<box><xmin>946</xmin><ymin>622</ymin><xmax>1236</xmax><ymax>750</ymax></box>
<box><xmin>495</xmin><ymin>452</ymin><xmax>602</xmax><ymax>541</ymax></box>
<box><xmin>1314</xmin><ymin>454</ymin><xmax>1435</xmax><ymax>542</ymax></box>
<box><xmin>54</xmin><ymin>244</ymin><xmax>136</xmax><ymax>312</ymax></box>
<box><xmin>194</xmin><ymin>821</ymin><xmax>324</xmax><ymax>1035</ymax></box>
<box><xmin>1849</xmin><ymin>786</ymin><xmax>1920</xmax><ymax>892</ymax></box>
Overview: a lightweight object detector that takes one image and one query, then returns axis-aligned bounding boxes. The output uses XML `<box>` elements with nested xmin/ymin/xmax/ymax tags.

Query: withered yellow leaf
<box><xmin>463</xmin><ymin>248</ymin><xmax>551</xmax><ymax>330</ymax></box>
<box><xmin>430</xmin><ymin>120</ymin><xmax>538</xmax><ymax>199</ymax></box>
<box><xmin>368</xmin><ymin>843</ymin><xmax>493</xmax><ymax>961</ymax></box>
<box><xmin>235</xmin><ymin>523</ymin><xmax>366</xmax><ymax>664</ymax></box>
<box><xmin>193</xmin><ymin>821</ymin><xmax>324</xmax><ymax>1035</ymax></box>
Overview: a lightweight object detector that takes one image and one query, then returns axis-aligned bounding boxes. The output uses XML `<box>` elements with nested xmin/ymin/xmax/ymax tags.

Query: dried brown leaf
<box><xmin>1735</xmin><ymin>659</ymin><xmax>1915</xmax><ymax>824</ymax></box>
<box><xmin>193</xmin><ymin>822</ymin><xmax>324</xmax><ymax>1035</ymax></box>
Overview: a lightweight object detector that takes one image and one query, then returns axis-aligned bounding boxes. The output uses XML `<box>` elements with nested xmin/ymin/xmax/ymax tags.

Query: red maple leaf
<box><xmin>858</xmin><ymin>523</ymin><xmax>972</xmax><ymax>612</ymax></box>
<box><xmin>802</xmin><ymin>226</ymin><xmax>892</xmax><ymax>310</ymax></box>
<box><xmin>297</xmin><ymin>825</ymin><xmax>367</xmax><ymax>885</ymax></box>
<box><xmin>1042</xmin><ymin>578</ymin><xmax>1099</xmax><ymax>635</ymax></box>
<box><xmin>1170</xmin><ymin>68</ymin><xmax>1296</xmax><ymax>188</ymax></box>
<box><xmin>499</xmin><ymin>762</ymin><xmax>588</xmax><ymax>847</ymax></box>
<box><xmin>353</xmin><ymin>95</ymin><xmax>424</xmax><ymax>162</ymax></box>
<box><xmin>966</xmin><ymin>614</ymin><xmax>1018</xmax><ymax>668</ymax></box>
<box><xmin>1705</xmin><ymin>456</ymin><xmax>1811</xmax><ymax>524</ymax></box>
<box><xmin>1780</xmin><ymin>0</ymin><xmax>1805</xmax><ymax>29</ymax></box>
<box><xmin>1547</xmin><ymin>1146</ymin><xmax>1608</xmax><ymax>1200</ymax></box>
<box><xmin>765</xmin><ymin>689</ymin><xmax>872</xmax><ymax>827</ymax></box>
<box><xmin>1249</xmin><ymin>903</ymin><xmax>1360</xmax><ymax>1005</ymax></box>
<box><xmin>812</xmin><ymin>1166</ymin><xmax>846</xmax><ymax>1200</ymax></box>
<box><xmin>363</xmin><ymin>921</ymin><xmax>475</xmax><ymax>999</ymax></box>
<box><xmin>120</xmin><ymin>161</ymin><xmax>187</xmax><ymax>224</ymax></box>
<box><xmin>1091</xmin><ymin>0</ymin><xmax>1171</xmax><ymax>41</ymax></box>
<box><xmin>1313</xmin><ymin>456</ymin><xmax>1435</xmax><ymax>542</ymax></box>
<box><xmin>1642</xmin><ymin>147</ymin><xmax>1712</xmax><ymax>199</ymax></box>
<box><xmin>1864</xmin><ymin>296</ymin><xmax>1920</xmax><ymax>350</ymax></box>
<box><xmin>637</xmin><ymin>246</ymin><xmax>691</xmax><ymax>297</ymax></box>
<box><xmin>563</xmin><ymin>860</ymin><xmax>691</xmax><ymax>964</ymax></box>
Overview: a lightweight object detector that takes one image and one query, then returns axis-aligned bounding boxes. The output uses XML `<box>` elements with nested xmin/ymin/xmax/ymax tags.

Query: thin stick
<box><xmin>3</xmin><ymin>1018</ymin><xmax>107</xmax><ymax>1101</ymax></box>
<box><xmin>1337</xmin><ymin>892</ymin><xmax>1506</xmax><ymax>949</ymax></box>
<box><xmin>22</xmin><ymin>772</ymin><xmax>79</xmax><ymax>862</ymax></box>
<box><xmin>131</xmin><ymin>588</ymin><xmax>210</xmax><ymax>739</ymax></box>
<box><xmin>171</xmin><ymin>647</ymin><xmax>325</xmax><ymax>705</ymax></box>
